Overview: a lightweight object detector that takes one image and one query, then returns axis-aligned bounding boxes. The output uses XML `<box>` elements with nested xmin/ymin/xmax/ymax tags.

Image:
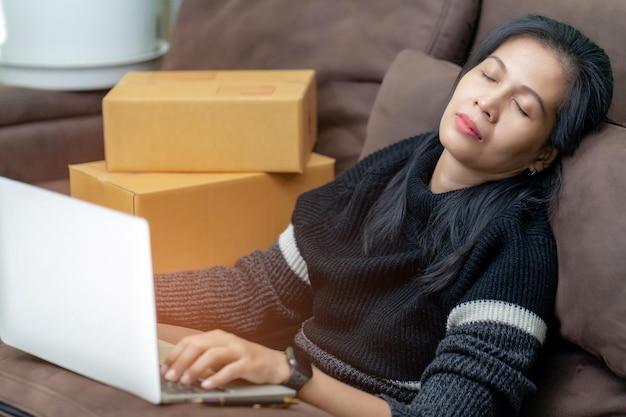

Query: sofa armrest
<box><xmin>0</xmin><ymin>84</ymin><xmax>106</xmax><ymax>127</ymax></box>
<box><xmin>0</xmin><ymin>85</ymin><xmax>107</xmax><ymax>184</ymax></box>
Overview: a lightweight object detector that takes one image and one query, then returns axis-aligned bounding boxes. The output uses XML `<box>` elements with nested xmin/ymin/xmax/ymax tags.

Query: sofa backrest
<box><xmin>162</xmin><ymin>0</ymin><xmax>481</xmax><ymax>173</ymax></box>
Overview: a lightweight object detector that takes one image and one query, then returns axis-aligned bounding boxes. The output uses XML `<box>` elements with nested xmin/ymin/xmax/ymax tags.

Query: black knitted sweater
<box><xmin>155</xmin><ymin>133</ymin><xmax>558</xmax><ymax>417</ymax></box>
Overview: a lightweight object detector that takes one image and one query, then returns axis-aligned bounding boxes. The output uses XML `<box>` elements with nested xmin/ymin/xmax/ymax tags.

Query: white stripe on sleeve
<box><xmin>446</xmin><ymin>300</ymin><xmax>547</xmax><ymax>344</ymax></box>
<box><xmin>278</xmin><ymin>224</ymin><xmax>310</xmax><ymax>285</ymax></box>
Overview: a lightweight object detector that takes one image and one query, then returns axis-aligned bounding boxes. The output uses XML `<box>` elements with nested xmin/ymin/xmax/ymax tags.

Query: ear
<box><xmin>530</xmin><ymin>145</ymin><xmax>559</xmax><ymax>173</ymax></box>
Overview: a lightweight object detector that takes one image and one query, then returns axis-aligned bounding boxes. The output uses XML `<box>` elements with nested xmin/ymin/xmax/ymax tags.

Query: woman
<box><xmin>155</xmin><ymin>15</ymin><xmax>613</xmax><ymax>417</ymax></box>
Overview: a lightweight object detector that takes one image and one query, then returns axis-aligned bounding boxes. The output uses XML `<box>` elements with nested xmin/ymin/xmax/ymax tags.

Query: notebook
<box><xmin>0</xmin><ymin>176</ymin><xmax>296</xmax><ymax>404</ymax></box>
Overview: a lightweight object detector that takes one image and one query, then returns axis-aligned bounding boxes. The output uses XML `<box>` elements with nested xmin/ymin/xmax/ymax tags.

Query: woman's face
<box><xmin>438</xmin><ymin>37</ymin><xmax>569</xmax><ymax>184</ymax></box>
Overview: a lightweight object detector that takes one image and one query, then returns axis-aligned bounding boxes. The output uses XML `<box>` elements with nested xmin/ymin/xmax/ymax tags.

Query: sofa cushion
<box><xmin>0</xmin><ymin>115</ymin><xmax>104</xmax><ymax>184</ymax></box>
<box><xmin>162</xmin><ymin>0</ymin><xmax>480</xmax><ymax>173</ymax></box>
<box><xmin>164</xmin><ymin>0</ymin><xmax>479</xmax><ymax>78</ymax></box>
<box><xmin>470</xmin><ymin>0</ymin><xmax>626</xmax><ymax>125</ymax></box>
<box><xmin>360</xmin><ymin>49</ymin><xmax>460</xmax><ymax>158</ymax></box>
<box><xmin>519</xmin><ymin>337</ymin><xmax>626</xmax><ymax>417</ymax></box>
<box><xmin>551</xmin><ymin>122</ymin><xmax>626</xmax><ymax>377</ymax></box>
<box><xmin>0</xmin><ymin>85</ymin><xmax>106</xmax><ymax>127</ymax></box>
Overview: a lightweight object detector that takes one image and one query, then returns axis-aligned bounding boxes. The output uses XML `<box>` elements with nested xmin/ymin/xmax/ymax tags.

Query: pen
<box><xmin>195</xmin><ymin>396</ymin><xmax>300</xmax><ymax>408</ymax></box>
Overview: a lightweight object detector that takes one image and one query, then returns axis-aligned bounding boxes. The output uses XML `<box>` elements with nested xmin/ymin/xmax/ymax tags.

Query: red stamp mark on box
<box><xmin>216</xmin><ymin>85</ymin><xmax>276</xmax><ymax>96</ymax></box>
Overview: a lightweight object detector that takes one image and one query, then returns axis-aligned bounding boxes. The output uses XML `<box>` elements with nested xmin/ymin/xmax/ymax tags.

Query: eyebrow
<box><xmin>487</xmin><ymin>55</ymin><xmax>547</xmax><ymax>118</ymax></box>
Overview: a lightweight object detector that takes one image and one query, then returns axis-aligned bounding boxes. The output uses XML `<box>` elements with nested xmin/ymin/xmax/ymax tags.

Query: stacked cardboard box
<box><xmin>70</xmin><ymin>70</ymin><xmax>335</xmax><ymax>273</ymax></box>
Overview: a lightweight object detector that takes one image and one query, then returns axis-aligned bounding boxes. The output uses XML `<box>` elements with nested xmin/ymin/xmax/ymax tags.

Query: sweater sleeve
<box><xmin>382</xmin><ymin>211</ymin><xmax>558</xmax><ymax>416</ymax></box>
<box><xmin>154</xmin><ymin>224</ymin><xmax>313</xmax><ymax>339</ymax></box>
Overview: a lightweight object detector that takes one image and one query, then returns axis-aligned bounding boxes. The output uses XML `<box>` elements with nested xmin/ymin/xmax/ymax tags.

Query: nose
<box><xmin>475</xmin><ymin>93</ymin><xmax>500</xmax><ymax>123</ymax></box>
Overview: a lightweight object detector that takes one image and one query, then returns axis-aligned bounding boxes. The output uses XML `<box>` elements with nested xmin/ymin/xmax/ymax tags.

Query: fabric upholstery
<box><xmin>0</xmin><ymin>86</ymin><xmax>106</xmax><ymax>183</ymax></box>
<box><xmin>162</xmin><ymin>0</ymin><xmax>481</xmax><ymax>173</ymax></box>
<box><xmin>471</xmin><ymin>0</ymin><xmax>626</xmax><ymax>124</ymax></box>
<box><xmin>551</xmin><ymin>122</ymin><xmax>626</xmax><ymax>377</ymax></box>
<box><xmin>519</xmin><ymin>337</ymin><xmax>626</xmax><ymax>417</ymax></box>
<box><xmin>0</xmin><ymin>85</ymin><xmax>106</xmax><ymax>127</ymax></box>
<box><xmin>0</xmin><ymin>115</ymin><xmax>104</xmax><ymax>184</ymax></box>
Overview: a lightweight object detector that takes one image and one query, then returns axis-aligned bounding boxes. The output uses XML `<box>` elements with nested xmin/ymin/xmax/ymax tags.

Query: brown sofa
<box><xmin>1</xmin><ymin>0</ymin><xmax>626</xmax><ymax>416</ymax></box>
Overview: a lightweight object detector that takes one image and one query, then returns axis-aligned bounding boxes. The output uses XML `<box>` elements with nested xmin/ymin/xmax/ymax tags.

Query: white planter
<box><xmin>0</xmin><ymin>0</ymin><xmax>168</xmax><ymax>90</ymax></box>
<box><xmin>1</xmin><ymin>0</ymin><xmax>158</xmax><ymax>65</ymax></box>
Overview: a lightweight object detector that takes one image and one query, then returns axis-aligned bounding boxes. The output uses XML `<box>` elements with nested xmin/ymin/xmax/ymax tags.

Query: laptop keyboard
<box><xmin>161</xmin><ymin>375</ymin><xmax>223</xmax><ymax>394</ymax></box>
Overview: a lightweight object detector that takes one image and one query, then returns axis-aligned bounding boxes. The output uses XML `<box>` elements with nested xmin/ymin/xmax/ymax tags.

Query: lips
<box><xmin>455</xmin><ymin>113</ymin><xmax>482</xmax><ymax>141</ymax></box>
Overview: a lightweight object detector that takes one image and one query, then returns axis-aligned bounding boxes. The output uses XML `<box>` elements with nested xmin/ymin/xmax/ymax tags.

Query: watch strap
<box><xmin>282</xmin><ymin>346</ymin><xmax>313</xmax><ymax>391</ymax></box>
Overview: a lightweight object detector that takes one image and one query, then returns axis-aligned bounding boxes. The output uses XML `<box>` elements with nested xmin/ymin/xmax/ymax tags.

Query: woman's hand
<box><xmin>160</xmin><ymin>329</ymin><xmax>291</xmax><ymax>390</ymax></box>
<box><xmin>159</xmin><ymin>327</ymin><xmax>392</xmax><ymax>417</ymax></box>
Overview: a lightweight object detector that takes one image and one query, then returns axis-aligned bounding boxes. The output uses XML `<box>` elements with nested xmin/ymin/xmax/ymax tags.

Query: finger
<box><xmin>162</xmin><ymin>335</ymin><xmax>197</xmax><ymax>368</ymax></box>
<box><xmin>160</xmin><ymin>343</ymin><xmax>186</xmax><ymax>376</ymax></box>
<box><xmin>201</xmin><ymin>359</ymin><xmax>247</xmax><ymax>390</ymax></box>
<box><xmin>163</xmin><ymin>336</ymin><xmax>212</xmax><ymax>382</ymax></box>
<box><xmin>183</xmin><ymin>346</ymin><xmax>235</xmax><ymax>383</ymax></box>
<box><xmin>163</xmin><ymin>330</ymin><xmax>235</xmax><ymax>382</ymax></box>
<box><xmin>200</xmin><ymin>344</ymin><xmax>284</xmax><ymax>390</ymax></box>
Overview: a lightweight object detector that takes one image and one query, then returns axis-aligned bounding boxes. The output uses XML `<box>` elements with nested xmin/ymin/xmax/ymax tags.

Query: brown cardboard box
<box><xmin>103</xmin><ymin>70</ymin><xmax>317</xmax><ymax>173</ymax></box>
<box><xmin>69</xmin><ymin>153</ymin><xmax>334</xmax><ymax>273</ymax></box>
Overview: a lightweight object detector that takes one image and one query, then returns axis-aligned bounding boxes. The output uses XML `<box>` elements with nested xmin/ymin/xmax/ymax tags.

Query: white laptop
<box><xmin>0</xmin><ymin>176</ymin><xmax>295</xmax><ymax>405</ymax></box>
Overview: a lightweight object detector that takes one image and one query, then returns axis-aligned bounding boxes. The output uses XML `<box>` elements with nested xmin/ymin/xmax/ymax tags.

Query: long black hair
<box><xmin>361</xmin><ymin>14</ymin><xmax>614</xmax><ymax>294</ymax></box>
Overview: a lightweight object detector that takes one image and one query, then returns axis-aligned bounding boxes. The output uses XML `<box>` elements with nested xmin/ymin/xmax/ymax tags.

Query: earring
<box><xmin>527</xmin><ymin>168</ymin><xmax>538</xmax><ymax>176</ymax></box>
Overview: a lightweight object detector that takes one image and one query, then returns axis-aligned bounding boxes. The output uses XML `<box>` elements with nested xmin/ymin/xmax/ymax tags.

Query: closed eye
<box><xmin>514</xmin><ymin>100</ymin><xmax>529</xmax><ymax>117</ymax></box>
<box><xmin>481</xmin><ymin>72</ymin><xmax>496</xmax><ymax>82</ymax></box>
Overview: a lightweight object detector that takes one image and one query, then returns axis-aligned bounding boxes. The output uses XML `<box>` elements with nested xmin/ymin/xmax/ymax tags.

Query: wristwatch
<box><xmin>282</xmin><ymin>346</ymin><xmax>313</xmax><ymax>391</ymax></box>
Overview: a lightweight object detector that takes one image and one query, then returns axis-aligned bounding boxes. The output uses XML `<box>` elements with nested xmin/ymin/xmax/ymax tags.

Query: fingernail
<box><xmin>201</xmin><ymin>379</ymin><xmax>213</xmax><ymax>390</ymax></box>
<box><xmin>160</xmin><ymin>364</ymin><xmax>169</xmax><ymax>375</ymax></box>
<box><xmin>165</xmin><ymin>369</ymin><xmax>177</xmax><ymax>381</ymax></box>
<box><xmin>180</xmin><ymin>373</ymin><xmax>191</xmax><ymax>384</ymax></box>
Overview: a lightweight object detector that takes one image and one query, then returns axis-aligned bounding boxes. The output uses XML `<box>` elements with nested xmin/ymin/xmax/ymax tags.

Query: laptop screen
<box><xmin>0</xmin><ymin>177</ymin><xmax>162</xmax><ymax>403</ymax></box>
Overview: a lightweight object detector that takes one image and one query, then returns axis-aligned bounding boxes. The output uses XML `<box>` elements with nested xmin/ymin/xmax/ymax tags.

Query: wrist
<box><xmin>273</xmin><ymin>348</ymin><xmax>292</xmax><ymax>384</ymax></box>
